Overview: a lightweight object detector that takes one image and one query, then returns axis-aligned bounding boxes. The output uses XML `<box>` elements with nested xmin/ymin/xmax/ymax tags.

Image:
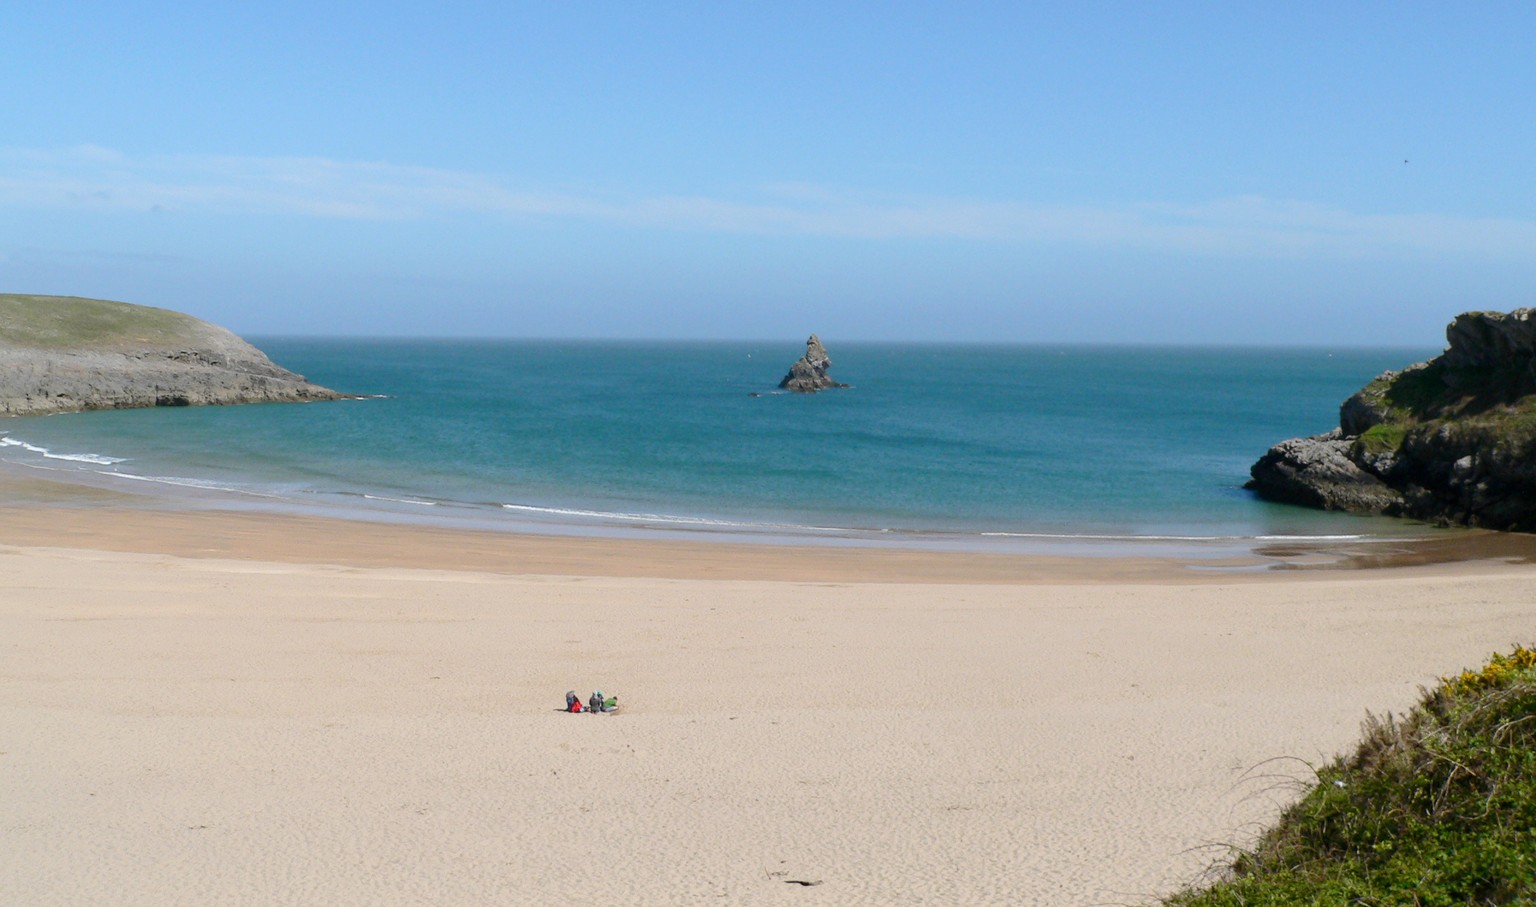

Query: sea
<box><xmin>0</xmin><ymin>340</ymin><xmax>1444</xmax><ymax>556</ymax></box>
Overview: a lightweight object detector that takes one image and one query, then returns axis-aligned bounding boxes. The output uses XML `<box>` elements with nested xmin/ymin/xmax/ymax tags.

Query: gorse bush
<box><xmin>1443</xmin><ymin>645</ymin><xmax>1536</xmax><ymax>697</ymax></box>
<box><xmin>1165</xmin><ymin>646</ymin><xmax>1536</xmax><ymax>907</ymax></box>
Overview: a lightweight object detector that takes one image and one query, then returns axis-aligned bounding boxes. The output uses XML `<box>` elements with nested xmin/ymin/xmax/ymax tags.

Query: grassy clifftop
<box><xmin>1353</xmin><ymin>358</ymin><xmax>1536</xmax><ymax>442</ymax></box>
<box><xmin>1165</xmin><ymin>646</ymin><xmax>1536</xmax><ymax>906</ymax></box>
<box><xmin>0</xmin><ymin>294</ymin><xmax>344</xmax><ymax>415</ymax></box>
<box><xmin>0</xmin><ymin>294</ymin><xmax>214</xmax><ymax>350</ymax></box>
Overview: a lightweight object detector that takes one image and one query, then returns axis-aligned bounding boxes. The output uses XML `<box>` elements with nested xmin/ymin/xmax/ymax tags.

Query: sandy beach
<box><xmin>5</xmin><ymin>482</ymin><xmax>1536</xmax><ymax>905</ymax></box>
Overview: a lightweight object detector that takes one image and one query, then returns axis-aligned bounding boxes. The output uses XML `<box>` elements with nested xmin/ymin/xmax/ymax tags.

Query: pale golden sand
<box><xmin>4</xmin><ymin>482</ymin><xmax>1536</xmax><ymax>905</ymax></box>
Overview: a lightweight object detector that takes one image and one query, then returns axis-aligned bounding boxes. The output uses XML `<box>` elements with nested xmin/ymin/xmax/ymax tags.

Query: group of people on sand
<box><xmin>565</xmin><ymin>690</ymin><xmax>617</xmax><ymax>713</ymax></box>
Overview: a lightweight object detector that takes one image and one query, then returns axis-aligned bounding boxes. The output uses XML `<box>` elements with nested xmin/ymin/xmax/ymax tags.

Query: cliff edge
<box><xmin>1248</xmin><ymin>308</ymin><xmax>1536</xmax><ymax>531</ymax></box>
<box><xmin>0</xmin><ymin>294</ymin><xmax>346</xmax><ymax>416</ymax></box>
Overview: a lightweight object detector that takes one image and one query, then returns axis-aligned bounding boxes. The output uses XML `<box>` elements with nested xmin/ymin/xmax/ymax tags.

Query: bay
<box><xmin>0</xmin><ymin>340</ymin><xmax>1440</xmax><ymax>549</ymax></box>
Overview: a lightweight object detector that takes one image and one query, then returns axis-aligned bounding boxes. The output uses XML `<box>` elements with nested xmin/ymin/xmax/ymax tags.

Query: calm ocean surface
<box><xmin>0</xmin><ymin>340</ymin><xmax>1442</xmax><ymax>551</ymax></box>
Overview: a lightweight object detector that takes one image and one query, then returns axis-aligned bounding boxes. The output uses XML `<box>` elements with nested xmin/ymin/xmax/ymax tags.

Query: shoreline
<box><xmin>6</xmin><ymin>459</ymin><xmax>1536</xmax><ymax>581</ymax></box>
<box><xmin>0</xmin><ymin>393</ymin><xmax>1446</xmax><ymax>561</ymax></box>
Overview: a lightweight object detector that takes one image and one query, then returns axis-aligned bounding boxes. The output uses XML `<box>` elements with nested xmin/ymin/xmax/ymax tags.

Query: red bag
<box><xmin>570</xmin><ymin>700</ymin><xmax>582</xmax><ymax>712</ymax></box>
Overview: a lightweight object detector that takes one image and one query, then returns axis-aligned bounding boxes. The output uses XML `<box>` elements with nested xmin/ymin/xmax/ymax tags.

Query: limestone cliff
<box><xmin>1248</xmin><ymin>309</ymin><xmax>1536</xmax><ymax>531</ymax></box>
<box><xmin>778</xmin><ymin>334</ymin><xmax>848</xmax><ymax>393</ymax></box>
<box><xmin>0</xmin><ymin>294</ymin><xmax>346</xmax><ymax>416</ymax></box>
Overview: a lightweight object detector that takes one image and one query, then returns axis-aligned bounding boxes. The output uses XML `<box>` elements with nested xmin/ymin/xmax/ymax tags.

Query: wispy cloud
<box><xmin>5</xmin><ymin>245</ymin><xmax>183</xmax><ymax>266</ymax></box>
<box><xmin>3</xmin><ymin>145</ymin><xmax>1533</xmax><ymax>260</ymax></box>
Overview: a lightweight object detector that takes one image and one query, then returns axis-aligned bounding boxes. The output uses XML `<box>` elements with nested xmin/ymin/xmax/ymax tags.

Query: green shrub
<box><xmin>1164</xmin><ymin>646</ymin><xmax>1536</xmax><ymax>906</ymax></box>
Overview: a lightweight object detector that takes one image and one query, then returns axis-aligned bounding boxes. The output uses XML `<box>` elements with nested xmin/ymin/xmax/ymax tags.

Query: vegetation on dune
<box><xmin>1164</xmin><ymin>646</ymin><xmax>1536</xmax><ymax>906</ymax></box>
<box><xmin>0</xmin><ymin>294</ymin><xmax>204</xmax><ymax>350</ymax></box>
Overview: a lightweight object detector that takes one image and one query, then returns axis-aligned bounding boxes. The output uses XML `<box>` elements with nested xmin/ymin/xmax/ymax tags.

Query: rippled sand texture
<box><xmin>4</xmin><ymin>534</ymin><xmax>1535</xmax><ymax>905</ymax></box>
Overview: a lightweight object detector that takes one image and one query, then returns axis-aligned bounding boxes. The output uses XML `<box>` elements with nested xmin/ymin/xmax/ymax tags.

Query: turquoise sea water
<box><xmin>0</xmin><ymin>340</ymin><xmax>1441</xmax><ymax>550</ymax></box>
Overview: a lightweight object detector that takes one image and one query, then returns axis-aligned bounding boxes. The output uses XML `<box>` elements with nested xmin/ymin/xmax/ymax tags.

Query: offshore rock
<box><xmin>778</xmin><ymin>334</ymin><xmax>848</xmax><ymax>393</ymax></box>
<box><xmin>0</xmin><ymin>294</ymin><xmax>347</xmax><ymax>416</ymax></box>
<box><xmin>1249</xmin><ymin>308</ymin><xmax>1536</xmax><ymax>531</ymax></box>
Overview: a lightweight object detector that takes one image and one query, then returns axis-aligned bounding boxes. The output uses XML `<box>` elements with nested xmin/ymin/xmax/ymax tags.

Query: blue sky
<box><xmin>2</xmin><ymin>2</ymin><xmax>1532</xmax><ymax>343</ymax></box>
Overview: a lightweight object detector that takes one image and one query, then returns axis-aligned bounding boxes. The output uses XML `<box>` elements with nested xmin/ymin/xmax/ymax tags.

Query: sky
<box><xmin>2</xmin><ymin>2</ymin><xmax>1533</xmax><ymax>344</ymax></box>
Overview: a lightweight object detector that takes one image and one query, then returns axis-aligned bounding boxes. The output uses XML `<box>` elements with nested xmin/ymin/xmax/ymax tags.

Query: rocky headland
<box><xmin>0</xmin><ymin>294</ymin><xmax>346</xmax><ymax>416</ymax></box>
<box><xmin>778</xmin><ymin>334</ymin><xmax>847</xmax><ymax>393</ymax></box>
<box><xmin>1248</xmin><ymin>308</ymin><xmax>1536</xmax><ymax>531</ymax></box>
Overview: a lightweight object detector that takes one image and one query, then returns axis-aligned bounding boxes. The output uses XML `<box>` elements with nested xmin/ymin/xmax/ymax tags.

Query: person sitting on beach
<box><xmin>565</xmin><ymin>691</ymin><xmax>582</xmax><ymax>713</ymax></box>
<box><xmin>589</xmin><ymin>691</ymin><xmax>606</xmax><ymax>713</ymax></box>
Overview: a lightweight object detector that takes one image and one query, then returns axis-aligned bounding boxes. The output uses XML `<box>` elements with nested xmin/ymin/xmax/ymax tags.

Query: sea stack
<box><xmin>1248</xmin><ymin>308</ymin><xmax>1536</xmax><ymax>532</ymax></box>
<box><xmin>778</xmin><ymin>334</ymin><xmax>848</xmax><ymax>393</ymax></box>
<box><xmin>0</xmin><ymin>294</ymin><xmax>347</xmax><ymax>416</ymax></box>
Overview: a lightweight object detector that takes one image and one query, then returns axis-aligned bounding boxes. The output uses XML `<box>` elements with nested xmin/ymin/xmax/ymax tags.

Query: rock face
<box><xmin>1246</xmin><ymin>430</ymin><xmax>1405</xmax><ymax>514</ymax></box>
<box><xmin>0</xmin><ymin>294</ymin><xmax>346</xmax><ymax>416</ymax></box>
<box><xmin>778</xmin><ymin>334</ymin><xmax>848</xmax><ymax>393</ymax></box>
<box><xmin>1248</xmin><ymin>308</ymin><xmax>1536</xmax><ymax>531</ymax></box>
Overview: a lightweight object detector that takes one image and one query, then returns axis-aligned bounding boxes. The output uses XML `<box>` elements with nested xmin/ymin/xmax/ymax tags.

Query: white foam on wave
<box><xmin>0</xmin><ymin>435</ymin><xmax>126</xmax><ymax>465</ymax></box>
<box><xmin>495</xmin><ymin>505</ymin><xmax>1399</xmax><ymax>546</ymax></box>
<box><xmin>983</xmin><ymin>530</ymin><xmax>1225</xmax><ymax>542</ymax></box>
<box><xmin>1253</xmin><ymin>534</ymin><xmax>1373</xmax><ymax>542</ymax></box>
<box><xmin>362</xmin><ymin>494</ymin><xmax>437</xmax><ymax>506</ymax></box>
<box><xmin>499</xmin><ymin>501</ymin><xmax>845</xmax><ymax>533</ymax></box>
<box><xmin>105</xmin><ymin>470</ymin><xmax>284</xmax><ymax>499</ymax></box>
<box><xmin>46</xmin><ymin>451</ymin><xmax>127</xmax><ymax>465</ymax></box>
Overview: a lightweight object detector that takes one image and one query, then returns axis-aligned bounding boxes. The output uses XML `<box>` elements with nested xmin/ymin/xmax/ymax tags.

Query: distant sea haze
<box><xmin>0</xmin><ymin>340</ymin><xmax>1442</xmax><ymax>552</ymax></box>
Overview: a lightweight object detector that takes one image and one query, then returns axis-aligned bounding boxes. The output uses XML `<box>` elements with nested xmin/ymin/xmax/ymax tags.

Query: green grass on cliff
<box><xmin>1356</xmin><ymin>422</ymin><xmax>1408</xmax><ymax>455</ymax></box>
<box><xmin>0</xmin><ymin>294</ymin><xmax>205</xmax><ymax>350</ymax></box>
<box><xmin>1361</xmin><ymin>361</ymin><xmax>1457</xmax><ymax>421</ymax></box>
<box><xmin>1351</xmin><ymin>360</ymin><xmax>1536</xmax><ymax>462</ymax></box>
<box><xmin>1163</xmin><ymin>646</ymin><xmax>1536</xmax><ymax>906</ymax></box>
